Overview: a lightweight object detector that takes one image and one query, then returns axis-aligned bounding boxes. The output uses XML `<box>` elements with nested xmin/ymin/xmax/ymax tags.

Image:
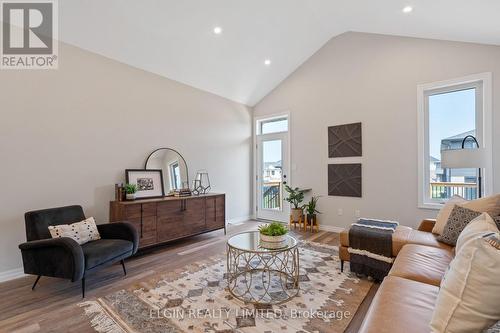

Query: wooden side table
<box><xmin>289</xmin><ymin>214</ymin><xmax>304</xmax><ymax>230</ymax></box>
<box><xmin>305</xmin><ymin>215</ymin><xmax>319</xmax><ymax>232</ymax></box>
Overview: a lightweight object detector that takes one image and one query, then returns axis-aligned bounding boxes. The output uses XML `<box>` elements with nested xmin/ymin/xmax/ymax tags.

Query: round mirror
<box><xmin>145</xmin><ymin>148</ymin><xmax>189</xmax><ymax>193</ymax></box>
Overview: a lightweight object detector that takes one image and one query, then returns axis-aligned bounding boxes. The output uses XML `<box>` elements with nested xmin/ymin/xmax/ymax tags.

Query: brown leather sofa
<box><xmin>340</xmin><ymin>219</ymin><xmax>455</xmax><ymax>333</ymax></box>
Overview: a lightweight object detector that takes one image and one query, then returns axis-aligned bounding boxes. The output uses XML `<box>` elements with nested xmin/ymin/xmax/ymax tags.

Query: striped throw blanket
<box><xmin>348</xmin><ymin>218</ymin><xmax>398</xmax><ymax>281</ymax></box>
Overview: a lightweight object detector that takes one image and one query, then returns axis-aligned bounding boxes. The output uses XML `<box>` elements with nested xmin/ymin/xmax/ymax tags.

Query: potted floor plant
<box><xmin>284</xmin><ymin>185</ymin><xmax>305</xmax><ymax>222</ymax></box>
<box><xmin>125</xmin><ymin>183</ymin><xmax>137</xmax><ymax>200</ymax></box>
<box><xmin>259</xmin><ymin>222</ymin><xmax>289</xmax><ymax>248</ymax></box>
<box><xmin>303</xmin><ymin>196</ymin><xmax>321</xmax><ymax>230</ymax></box>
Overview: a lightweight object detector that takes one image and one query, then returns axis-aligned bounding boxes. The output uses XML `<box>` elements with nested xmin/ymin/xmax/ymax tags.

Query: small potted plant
<box><xmin>124</xmin><ymin>183</ymin><xmax>137</xmax><ymax>200</ymax></box>
<box><xmin>284</xmin><ymin>185</ymin><xmax>305</xmax><ymax>222</ymax></box>
<box><xmin>259</xmin><ymin>222</ymin><xmax>289</xmax><ymax>248</ymax></box>
<box><xmin>303</xmin><ymin>196</ymin><xmax>321</xmax><ymax>228</ymax></box>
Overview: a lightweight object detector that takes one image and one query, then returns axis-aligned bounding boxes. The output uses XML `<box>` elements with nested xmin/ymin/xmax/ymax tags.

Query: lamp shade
<box><xmin>440</xmin><ymin>148</ymin><xmax>487</xmax><ymax>168</ymax></box>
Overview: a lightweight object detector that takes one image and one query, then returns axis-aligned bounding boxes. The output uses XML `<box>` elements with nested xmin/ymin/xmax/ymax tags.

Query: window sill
<box><xmin>418</xmin><ymin>202</ymin><xmax>444</xmax><ymax>210</ymax></box>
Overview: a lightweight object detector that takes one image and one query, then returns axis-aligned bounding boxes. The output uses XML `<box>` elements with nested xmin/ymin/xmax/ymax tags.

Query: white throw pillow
<box><xmin>48</xmin><ymin>217</ymin><xmax>101</xmax><ymax>245</ymax></box>
<box><xmin>430</xmin><ymin>232</ymin><xmax>500</xmax><ymax>333</ymax></box>
<box><xmin>461</xmin><ymin>194</ymin><xmax>500</xmax><ymax>217</ymax></box>
<box><xmin>433</xmin><ymin>195</ymin><xmax>466</xmax><ymax>235</ymax></box>
<box><xmin>432</xmin><ymin>194</ymin><xmax>500</xmax><ymax>235</ymax></box>
<box><xmin>455</xmin><ymin>213</ymin><xmax>499</xmax><ymax>253</ymax></box>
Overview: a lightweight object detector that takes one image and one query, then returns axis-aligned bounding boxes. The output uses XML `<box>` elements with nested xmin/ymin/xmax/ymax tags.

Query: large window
<box><xmin>418</xmin><ymin>73</ymin><xmax>492</xmax><ymax>209</ymax></box>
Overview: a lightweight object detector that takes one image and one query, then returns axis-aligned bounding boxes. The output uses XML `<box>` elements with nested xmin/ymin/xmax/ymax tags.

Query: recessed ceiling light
<box><xmin>213</xmin><ymin>26</ymin><xmax>222</xmax><ymax>35</ymax></box>
<box><xmin>264</xmin><ymin>59</ymin><xmax>271</xmax><ymax>66</ymax></box>
<box><xmin>402</xmin><ymin>6</ymin><xmax>413</xmax><ymax>13</ymax></box>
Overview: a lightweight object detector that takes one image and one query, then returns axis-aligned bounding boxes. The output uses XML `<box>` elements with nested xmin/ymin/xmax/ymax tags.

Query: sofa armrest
<box><xmin>418</xmin><ymin>219</ymin><xmax>437</xmax><ymax>232</ymax></box>
<box><xmin>18</xmin><ymin>237</ymin><xmax>85</xmax><ymax>281</ymax></box>
<box><xmin>97</xmin><ymin>222</ymin><xmax>139</xmax><ymax>254</ymax></box>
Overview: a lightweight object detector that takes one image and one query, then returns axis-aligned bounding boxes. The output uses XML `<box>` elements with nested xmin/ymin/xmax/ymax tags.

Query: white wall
<box><xmin>254</xmin><ymin>32</ymin><xmax>500</xmax><ymax>230</ymax></box>
<box><xmin>0</xmin><ymin>42</ymin><xmax>252</xmax><ymax>277</ymax></box>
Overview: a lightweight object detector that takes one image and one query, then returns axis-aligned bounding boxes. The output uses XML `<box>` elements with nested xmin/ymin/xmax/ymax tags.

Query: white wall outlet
<box><xmin>337</xmin><ymin>208</ymin><xmax>343</xmax><ymax>216</ymax></box>
<box><xmin>355</xmin><ymin>210</ymin><xmax>361</xmax><ymax>218</ymax></box>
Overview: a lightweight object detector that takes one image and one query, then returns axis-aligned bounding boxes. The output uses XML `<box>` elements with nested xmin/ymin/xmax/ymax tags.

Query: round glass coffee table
<box><xmin>226</xmin><ymin>231</ymin><xmax>300</xmax><ymax>305</ymax></box>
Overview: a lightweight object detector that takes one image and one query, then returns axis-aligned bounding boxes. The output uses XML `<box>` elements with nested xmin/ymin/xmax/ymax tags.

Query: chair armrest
<box><xmin>418</xmin><ymin>219</ymin><xmax>437</xmax><ymax>232</ymax></box>
<box><xmin>18</xmin><ymin>237</ymin><xmax>84</xmax><ymax>281</ymax></box>
<box><xmin>97</xmin><ymin>222</ymin><xmax>139</xmax><ymax>254</ymax></box>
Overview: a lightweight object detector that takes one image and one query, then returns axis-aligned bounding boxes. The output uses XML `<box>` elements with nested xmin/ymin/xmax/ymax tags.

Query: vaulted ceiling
<box><xmin>59</xmin><ymin>0</ymin><xmax>500</xmax><ymax>106</ymax></box>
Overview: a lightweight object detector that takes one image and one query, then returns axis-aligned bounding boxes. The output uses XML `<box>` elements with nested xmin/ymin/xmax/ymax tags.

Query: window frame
<box><xmin>417</xmin><ymin>73</ymin><xmax>493</xmax><ymax>209</ymax></box>
<box><xmin>253</xmin><ymin>112</ymin><xmax>291</xmax><ymax>219</ymax></box>
<box><xmin>256</xmin><ymin>116</ymin><xmax>289</xmax><ymax>135</ymax></box>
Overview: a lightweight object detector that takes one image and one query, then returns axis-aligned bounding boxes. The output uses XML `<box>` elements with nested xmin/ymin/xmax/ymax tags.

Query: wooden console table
<box><xmin>109</xmin><ymin>193</ymin><xmax>225</xmax><ymax>249</ymax></box>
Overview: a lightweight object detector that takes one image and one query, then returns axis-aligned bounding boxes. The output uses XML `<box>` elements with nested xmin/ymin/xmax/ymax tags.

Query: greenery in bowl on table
<box><xmin>124</xmin><ymin>183</ymin><xmax>137</xmax><ymax>200</ymax></box>
<box><xmin>124</xmin><ymin>183</ymin><xmax>137</xmax><ymax>194</ymax></box>
<box><xmin>259</xmin><ymin>222</ymin><xmax>288</xmax><ymax>236</ymax></box>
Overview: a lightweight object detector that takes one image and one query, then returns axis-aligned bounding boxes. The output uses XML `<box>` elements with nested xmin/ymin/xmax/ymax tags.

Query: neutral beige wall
<box><xmin>254</xmin><ymin>32</ymin><xmax>500</xmax><ymax>230</ymax></box>
<box><xmin>0</xmin><ymin>42</ymin><xmax>252</xmax><ymax>275</ymax></box>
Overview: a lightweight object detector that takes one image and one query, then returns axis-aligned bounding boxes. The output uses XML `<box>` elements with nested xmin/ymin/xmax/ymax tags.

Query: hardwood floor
<box><xmin>0</xmin><ymin>221</ymin><xmax>376</xmax><ymax>333</ymax></box>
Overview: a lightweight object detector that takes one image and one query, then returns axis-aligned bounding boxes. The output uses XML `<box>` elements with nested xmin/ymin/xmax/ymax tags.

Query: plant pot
<box><xmin>307</xmin><ymin>214</ymin><xmax>316</xmax><ymax>223</ymax></box>
<box><xmin>259</xmin><ymin>233</ymin><xmax>288</xmax><ymax>249</ymax></box>
<box><xmin>126</xmin><ymin>193</ymin><xmax>136</xmax><ymax>200</ymax></box>
<box><xmin>290</xmin><ymin>208</ymin><xmax>303</xmax><ymax>222</ymax></box>
<box><xmin>260</xmin><ymin>233</ymin><xmax>287</xmax><ymax>243</ymax></box>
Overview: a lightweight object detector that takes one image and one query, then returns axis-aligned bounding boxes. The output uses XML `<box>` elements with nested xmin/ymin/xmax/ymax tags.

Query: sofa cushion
<box><xmin>82</xmin><ymin>239</ymin><xmax>133</xmax><ymax>269</ymax></box>
<box><xmin>492</xmin><ymin>215</ymin><xmax>500</xmax><ymax>230</ymax></box>
<box><xmin>433</xmin><ymin>195</ymin><xmax>466</xmax><ymax>234</ymax></box>
<box><xmin>433</xmin><ymin>194</ymin><xmax>500</xmax><ymax>235</ymax></box>
<box><xmin>430</xmin><ymin>233</ymin><xmax>500</xmax><ymax>333</ymax></box>
<box><xmin>358</xmin><ymin>276</ymin><xmax>439</xmax><ymax>333</ymax></box>
<box><xmin>388</xmin><ymin>244</ymin><xmax>453</xmax><ymax>286</ymax></box>
<box><xmin>48</xmin><ymin>217</ymin><xmax>101</xmax><ymax>245</ymax></box>
<box><xmin>437</xmin><ymin>205</ymin><xmax>481</xmax><ymax>246</ymax></box>
<box><xmin>456</xmin><ymin>213</ymin><xmax>499</xmax><ymax>253</ymax></box>
<box><xmin>407</xmin><ymin>229</ymin><xmax>454</xmax><ymax>251</ymax></box>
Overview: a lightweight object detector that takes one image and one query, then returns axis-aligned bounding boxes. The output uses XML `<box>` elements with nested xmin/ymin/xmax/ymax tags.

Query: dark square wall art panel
<box><xmin>328</xmin><ymin>122</ymin><xmax>362</xmax><ymax>157</ymax></box>
<box><xmin>328</xmin><ymin>163</ymin><xmax>362</xmax><ymax>197</ymax></box>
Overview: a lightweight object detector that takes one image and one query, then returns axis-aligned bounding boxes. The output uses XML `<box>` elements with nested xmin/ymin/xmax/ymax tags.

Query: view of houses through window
<box><xmin>262</xmin><ymin>140</ymin><xmax>282</xmax><ymax>209</ymax></box>
<box><xmin>256</xmin><ymin>116</ymin><xmax>289</xmax><ymax>221</ymax></box>
<box><xmin>428</xmin><ymin>88</ymin><xmax>479</xmax><ymax>200</ymax></box>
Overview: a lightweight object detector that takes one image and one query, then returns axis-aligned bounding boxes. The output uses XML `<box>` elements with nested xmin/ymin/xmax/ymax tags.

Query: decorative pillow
<box><xmin>455</xmin><ymin>213</ymin><xmax>499</xmax><ymax>253</ymax></box>
<box><xmin>461</xmin><ymin>194</ymin><xmax>500</xmax><ymax>217</ymax></box>
<box><xmin>432</xmin><ymin>195</ymin><xmax>466</xmax><ymax>235</ymax></box>
<box><xmin>494</xmin><ymin>216</ymin><xmax>500</xmax><ymax>230</ymax></box>
<box><xmin>437</xmin><ymin>205</ymin><xmax>481</xmax><ymax>246</ymax></box>
<box><xmin>48</xmin><ymin>217</ymin><xmax>101</xmax><ymax>245</ymax></box>
<box><xmin>430</xmin><ymin>232</ymin><xmax>500</xmax><ymax>333</ymax></box>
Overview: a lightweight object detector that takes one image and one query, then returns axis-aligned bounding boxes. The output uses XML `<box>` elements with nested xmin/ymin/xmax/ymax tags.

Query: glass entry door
<box><xmin>256</xmin><ymin>132</ymin><xmax>289</xmax><ymax>222</ymax></box>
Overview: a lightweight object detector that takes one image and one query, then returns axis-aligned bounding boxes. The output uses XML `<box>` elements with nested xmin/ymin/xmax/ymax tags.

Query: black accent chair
<box><xmin>18</xmin><ymin>205</ymin><xmax>139</xmax><ymax>297</ymax></box>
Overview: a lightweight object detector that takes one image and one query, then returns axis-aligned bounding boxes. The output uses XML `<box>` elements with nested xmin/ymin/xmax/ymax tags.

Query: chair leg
<box><xmin>121</xmin><ymin>259</ymin><xmax>127</xmax><ymax>276</ymax></box>
<box><xmin>81</xmin><ymin>277</ymin><xmax>85</xmax><ymax>298</ymax></box>
<box><xmin>340</xmin><ymin>260</ymin><xmax>345</xmax><ymax>273</ymax></box>
<box><xmin>31</xmin><ymin>275</ymin><xmax>41</xmax><ymax>290</ymax></box>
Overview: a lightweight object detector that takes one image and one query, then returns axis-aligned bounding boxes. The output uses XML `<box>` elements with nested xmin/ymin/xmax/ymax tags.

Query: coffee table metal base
<box><xmin>226</xmin><ymin>245</ymin><xmax>300</xmax><ymax>305</ymax></box>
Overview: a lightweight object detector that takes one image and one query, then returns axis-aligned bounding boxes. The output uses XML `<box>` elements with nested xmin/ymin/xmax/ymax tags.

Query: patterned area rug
<box><xmin>79</xmin><ymin>241</ymin><xmax>372</xmax><ymax>333</ymax></box>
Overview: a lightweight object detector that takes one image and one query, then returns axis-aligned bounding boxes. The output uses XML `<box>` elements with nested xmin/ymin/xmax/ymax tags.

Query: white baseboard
<box><xmin>227</xmin><ymin>215</ymin><xmax>252</xmax><ymax>225</ymax></box>
<box><xmin>319</xmin><ymin>225</ymin><xmax>345</xmax><ymax>233</ymax></box>
<box><xmin>0</xmin><ymin>267</ymin><xmax>26</xmax><ymax>283</ymax></box>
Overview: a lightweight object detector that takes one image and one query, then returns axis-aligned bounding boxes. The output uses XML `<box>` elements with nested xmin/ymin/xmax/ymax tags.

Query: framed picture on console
<box><xmin>125</xmin><ymin>169</ymin><xmax>165</xmax><ymax>199</ymax></box>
